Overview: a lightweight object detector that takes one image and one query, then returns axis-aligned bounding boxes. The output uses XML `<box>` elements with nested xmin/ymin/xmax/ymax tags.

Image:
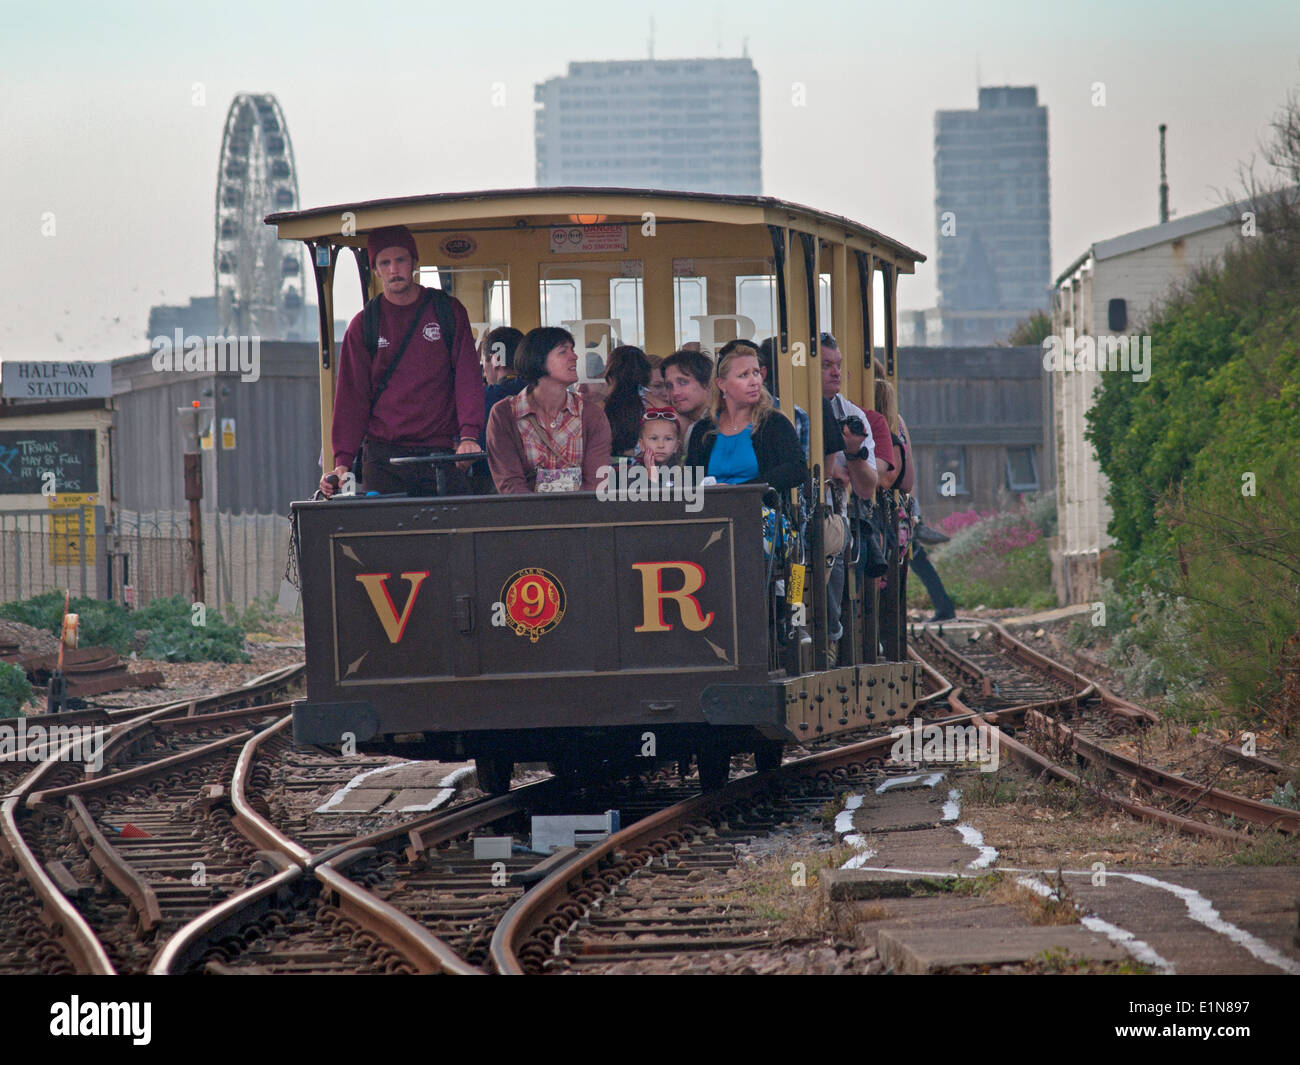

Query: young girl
<box><xmin>638</xmin><ymin>407</ymin><xmax>681</xmax><ymax>478</ymax></box>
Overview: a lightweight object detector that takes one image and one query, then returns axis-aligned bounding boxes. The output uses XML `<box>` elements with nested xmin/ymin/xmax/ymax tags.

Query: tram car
<box><xmin>269</xmin><ymin>189</ymin><xmax>925</xmax><ymax>791</ymax></box>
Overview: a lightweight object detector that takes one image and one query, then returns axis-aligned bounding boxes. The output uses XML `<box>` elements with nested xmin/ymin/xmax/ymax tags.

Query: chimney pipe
<box><xmin>1159</xmin><ymin>124</ymin><xmax>1169</xmax><ymax>224</ymax></box>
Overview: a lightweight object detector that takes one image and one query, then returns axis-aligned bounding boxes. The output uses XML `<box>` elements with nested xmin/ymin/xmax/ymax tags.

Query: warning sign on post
<box><xmin>221</xmin><ymin>418</ymin><xmax>236</xmax><ymax>450</ymax></box>
<box><xmin>49</xmin><ymin>493</ymin><xmax>97</xmax><ymax>566</ymax></box>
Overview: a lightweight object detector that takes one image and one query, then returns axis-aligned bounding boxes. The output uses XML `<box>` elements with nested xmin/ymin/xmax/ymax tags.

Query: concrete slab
<box><xmin>323</xmin><ymin>787</ymin><xmax>392</xmax><ymax>813</ymax></box>
<box><xmin>1063</xmin><ymin>866</ymin><xmax>1300</xmax><ymax>976</ymax></box>
<box><xmin>853</xmin><ymin>793</ymin><xmax>947</xmax><ymax>833</ymax></box>
<box><xmin>382</xmin><ymin>788</ymin><xmax>454</xmax><ymax>810</ymax></box>
<box><xmin>868</xmin><ymin>827</ymin><xmax>981</xmax><ymax>873</ymax></box>
<box><xmin>315</xmin><ymin>760</ymin><xmax>474</xmax><ymax>814</ymax></box>
<box><xmin>877</xmin><ymin>925</ymin><xmax>1129</xmax><ymax>974</ymax></box>
<box><xmin>825</xmin><ymin>868</ymin><xmax>958</xmax><ymax>901</ymax></box>
<box><xmin>365</xmin><ymin>761</ymin><xmax>470</xmax><ymax>787</ymax></box>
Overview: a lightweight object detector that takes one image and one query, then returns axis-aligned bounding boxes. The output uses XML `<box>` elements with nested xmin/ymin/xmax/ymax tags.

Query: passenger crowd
<box><xmin>319</xmin><ymin>226</ymin><xmax>955</xmax><ymax>639</ymax></box>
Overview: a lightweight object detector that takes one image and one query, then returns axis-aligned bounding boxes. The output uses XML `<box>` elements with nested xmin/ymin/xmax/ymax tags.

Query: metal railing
<box><xmin>1</xmin><ymin>508</ymin><xmax>289</xmax><ymax>613</ymax></box>
<box><xmin>0</xmin><ymin>507</ymin><xmax>101</xmax><ymax>602</ymax></box>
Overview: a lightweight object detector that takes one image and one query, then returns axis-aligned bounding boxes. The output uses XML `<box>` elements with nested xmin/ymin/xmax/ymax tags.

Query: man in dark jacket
<box><xmin>319</xmin><ymin>225</ymin><xmax>483</xmax><ymax>497</ymax></box>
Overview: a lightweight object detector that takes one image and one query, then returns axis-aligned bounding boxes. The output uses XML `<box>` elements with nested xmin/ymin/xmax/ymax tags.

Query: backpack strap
<box><xmin>363</xmin><ymin>287</ymin><xmax>459</xmax><ymax>399</ymax></box>
<box><xmin>366</xmin><ymin>288</ymin><xmax>434</xmax><ymax>409</ymax></box>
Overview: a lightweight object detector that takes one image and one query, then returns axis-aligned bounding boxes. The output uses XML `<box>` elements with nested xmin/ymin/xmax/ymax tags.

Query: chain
<box><xmin>283</xmin><ymin>506</ymin><xmax>301</xmax><ymax>590</ymax></box>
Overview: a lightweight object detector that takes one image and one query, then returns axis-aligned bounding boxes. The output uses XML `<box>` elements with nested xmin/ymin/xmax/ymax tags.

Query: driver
<box><xmin>320</xmin><ymin>225</ymin><xmax>483</xmax><ymax>496</ymax></box>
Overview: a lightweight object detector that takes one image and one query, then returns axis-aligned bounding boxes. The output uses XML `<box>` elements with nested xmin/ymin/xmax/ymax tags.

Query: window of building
<box><xmin>936</xmin><ymin>446</ymin><xmax>967</xmax><ymax>496</ymax></box>
<box><xmin>1005</xmin><ymin>447</ymin><xmax>1039</xmax><ymax>492</ymax></box>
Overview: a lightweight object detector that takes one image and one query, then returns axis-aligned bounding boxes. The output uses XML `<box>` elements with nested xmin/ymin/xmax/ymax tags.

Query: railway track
<box><xmin>487</xmin><ymin>624</ymin><xmax>1299</xmax><ymax>975</ymax></box>
<box><xmin>492</xmin><ymin>732</ymin><xmax>914</xmax><ymax>974</ymax></box>
<box><xmin>910</xmin><ymin>622</ymin><xmax>1298</xmax><ymax>840</ymax></box>
<box><xmin>5</xmin><ymin>629</ymin><xmax>1294</xmax><ymax>977</ymax></box>
<box><xmin>0</xmin><ymin>663</ymin><xmax>323</xmax><ymax>974</ymax></box>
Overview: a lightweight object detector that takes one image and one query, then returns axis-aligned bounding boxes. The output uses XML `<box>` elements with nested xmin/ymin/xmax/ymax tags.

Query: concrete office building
<box><xmin>534</xmin><ymin>58</ymin><xmax>762</xmax><ymax>195</ymax></box>
<box><xmin>928</xmin><ymin>86</ymin><xmax>1051</xmax><ymax>346</ymax></box>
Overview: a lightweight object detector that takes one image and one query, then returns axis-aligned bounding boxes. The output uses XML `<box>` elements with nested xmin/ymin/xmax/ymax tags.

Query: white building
<box><xmin>1051</xmin><ymin>200</ymin><xmax>1249</xmax><ymax>603</ymax></box>
<box><xmin>534</xmin><ymin>58</ymin><xmax>761</xmax><ymax>195</ymax></box>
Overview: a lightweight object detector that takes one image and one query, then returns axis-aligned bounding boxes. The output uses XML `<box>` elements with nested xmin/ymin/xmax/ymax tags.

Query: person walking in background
<box><xmin>872</xmin><ymin>359</ymin><xmax>955</xmax><ymax>623</ymax></box>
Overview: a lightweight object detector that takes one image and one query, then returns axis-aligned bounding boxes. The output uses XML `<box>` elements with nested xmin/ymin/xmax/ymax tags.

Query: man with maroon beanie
<box><xmin>319</xmin><ymin>225</ymin><xmax>483</xmax><ymax>496</ymax></box>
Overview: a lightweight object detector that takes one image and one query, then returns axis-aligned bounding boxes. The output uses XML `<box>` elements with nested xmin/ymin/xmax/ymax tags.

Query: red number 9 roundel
<box><xmin>501</xmin><ymin>568</ymin><xmax>566</xmax><ymax>642</ymax></box>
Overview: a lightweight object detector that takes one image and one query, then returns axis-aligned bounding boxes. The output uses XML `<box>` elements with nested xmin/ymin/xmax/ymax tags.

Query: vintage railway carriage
<box><xmin>269</xmin><ymin>188</ymin><xmax>926</xmax><ymax>790</ymax></box>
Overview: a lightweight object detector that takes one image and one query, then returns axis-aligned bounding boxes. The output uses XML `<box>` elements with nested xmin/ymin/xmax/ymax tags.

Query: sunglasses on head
<box><xmin>642</xmin><ymin>408</ymin><xmax>678</xmax><ymax>423</ymax></box>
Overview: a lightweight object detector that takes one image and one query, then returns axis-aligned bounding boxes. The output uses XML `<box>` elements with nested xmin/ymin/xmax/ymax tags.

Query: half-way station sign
<box><xmin>1</xmin><ymin>361</ymin><xmax>112</xmax><ymax>399</ymax></box>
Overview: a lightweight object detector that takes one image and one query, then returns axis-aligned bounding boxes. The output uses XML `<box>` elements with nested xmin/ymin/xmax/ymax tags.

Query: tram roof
<box><xmin>266</xmin><ymin>186</ymin><xmax>925</xmax><ymax>269</ymax></box>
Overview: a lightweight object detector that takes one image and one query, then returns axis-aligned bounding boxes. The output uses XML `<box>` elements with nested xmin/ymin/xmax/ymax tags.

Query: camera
<box><xmin>839</xmin><ymin>414</ymin><xmax>866</xmax><ymax>437</ymax></box>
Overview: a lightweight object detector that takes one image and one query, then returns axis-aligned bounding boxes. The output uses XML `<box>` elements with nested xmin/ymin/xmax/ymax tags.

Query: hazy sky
<box><xmin>2</xmin><ymin>0</ymin><xmax>1297</xmax><ymax>360</ymax></box>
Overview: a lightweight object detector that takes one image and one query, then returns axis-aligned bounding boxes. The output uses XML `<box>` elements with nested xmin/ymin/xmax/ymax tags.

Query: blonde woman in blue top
<box><xmin>684</xmin><ymin>344</ymin><xmax>804</xmax><ymax>492</ymax></box>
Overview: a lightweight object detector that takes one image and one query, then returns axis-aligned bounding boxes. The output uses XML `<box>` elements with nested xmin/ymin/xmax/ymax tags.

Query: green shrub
<box><xmin>227</xmin><ymin>594</ymin><xmax>279</xmax><ymax>633</ymax></box>
<box><xmin>0</xmin><ymin>661</ymin><xmax>34</xmax><ymax>717</ymax></box>
<box><xmin>0</xmin><ymin>593</ymin><xmax>250</xmax><ymax>664</ymax></box>
<box><xmin>1081</xmin><ymin>90</ymin><xmax>1300</xmax><ymax>732</ymax></box>
<box><xmin>134</xmin><ymin>597</ymin><xmax>250</xmax><ymax>663</ymax></box>
<box><xmin>0</xmin><ymin>591</ymin><xmax>135</xmax><ymax>653</ymax></box>
<box><xmin>1272</xmin><ymin>780</ymin><xmax>1300</xmax><ymax>811</ymax></box>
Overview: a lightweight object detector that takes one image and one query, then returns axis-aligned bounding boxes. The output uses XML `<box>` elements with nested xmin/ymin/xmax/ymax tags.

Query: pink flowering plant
<box><xmin>910</xmin><ymin>494</ymin><xmax>1056</xmax><ymax>610</ymax></box>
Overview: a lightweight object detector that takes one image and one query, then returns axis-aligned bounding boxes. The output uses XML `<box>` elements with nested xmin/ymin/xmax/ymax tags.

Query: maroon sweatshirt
<box><xmin>330</xmin><ymin>288</ymin><xmax>484</xmax><ymax>470</ymax></box>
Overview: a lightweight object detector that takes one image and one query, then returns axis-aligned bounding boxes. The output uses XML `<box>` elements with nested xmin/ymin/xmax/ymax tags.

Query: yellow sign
<box><xmin>221</xmin><ymin>417</ymin><xmax>236</xmax><ymax>450</ymax></box>
<box><xmin>200</xmin><ymin>426</ymin><xmax>214</xmax><ymax>450</ymax></box>
<box><xmin>49</xmin><ymin>493</ymin><xmax>97</xmax><ymax>566</ymax></box>
<box><xmin>786</xmin><ymin>563</ymin><xmax>805</xmax><ymax>605</ymax></box>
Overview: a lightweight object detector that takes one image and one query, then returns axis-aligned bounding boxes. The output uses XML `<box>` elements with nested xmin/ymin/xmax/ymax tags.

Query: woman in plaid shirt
<box><xmin>486</xmin><ymin>327</ymin><xmax>613</xmax><ymax>493</ymax></box>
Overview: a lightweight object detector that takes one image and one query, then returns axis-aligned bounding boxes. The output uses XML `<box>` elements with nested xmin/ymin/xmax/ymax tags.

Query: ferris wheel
<box><xmin>214</xmin><ymin>93</ymin><xmax>304</xmax><ymax>338</ymax></box>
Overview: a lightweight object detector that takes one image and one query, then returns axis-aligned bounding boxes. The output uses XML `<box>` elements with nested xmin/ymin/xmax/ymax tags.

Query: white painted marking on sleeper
<box><xmin>954</xmin><ymin>823</ymin><xmax>998</xmax><ymax>869</ymax></box>
<box><xmin>393</xmin><ymin>765</ymin><xmax>477</xmax><ymax>812</ymax></box>
<box><xmin>1109</xmin><ymin>871</ymin><xmax>1300</xmax><ymax>975</ymax></box>
<box><xmin>315</xmin><ymin>760</ymin><xmax>418</xmax><ymax>813</ymax></box>
<box><xmin>832</xmin><ymin>793</ymin><xmax>878</xmax><ymax>869</ymax></box>
<box><xmin>941</xmin><ymin>788</ymin><xmax>960</xmax><ymax>823</ymax></box>
<box><xmin>1016</xmin><ymin>876</ymin><xmax>1174</xmax><ymax>973</ymax></box>
<box><xmin>875</xmin><ymin>771</ymin><xmax>945</xmax><ymax>793</ymax></box>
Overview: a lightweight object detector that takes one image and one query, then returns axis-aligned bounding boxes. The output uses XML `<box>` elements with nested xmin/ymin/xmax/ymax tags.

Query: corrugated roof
<box><xmin>1054</xmin><ymin>198</ymin><xmax>1246</xmax><ymax>286</ymax></box>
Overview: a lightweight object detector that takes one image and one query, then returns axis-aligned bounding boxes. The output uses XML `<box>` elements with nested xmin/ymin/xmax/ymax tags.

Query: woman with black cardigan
<box><xmin>684</xmin><ymin>344</ymin><xmax>805</xmax><ymax>492</ymax></box>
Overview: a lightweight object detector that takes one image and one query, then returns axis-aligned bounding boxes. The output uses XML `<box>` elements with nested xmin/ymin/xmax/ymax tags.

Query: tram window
<box><xmin>419</xmin><ymin>266</ymin><xmax>510</xmax><ymax>342</ymax></box>
<box><xmin>673</xmin><ymin>275</ymin><xmax>707</xmax><ymax>347</ymax></box>
<box><xmin>609</xmin><ymin>276</ymin><xmax>645</xmax><ymax>349</ymax></box>
<box><xmin>818</xmin><ymin>273</ymin><xmax>832</xmax><ymax>334</ymax></box>
<box><xmin>485</xmin><ymin>279</ymin><xmax>511</xmax><ymax>331</ymax></box>
<box><xmin>540</xmin><ymin>278</ymin><xmax>582</xmax><ymax>326</ymax></box>
<box><xmin>541</xmin><ymin>260</ymin><xmax>645</xmax><ymax>352</ymax></box>
<box><xmin>735</xmin><ymin>275</ymin><xmax>776</xmax><ymax>340</ymax></box>
<box><xmin>670</xmin><ymin>258</ymin><xmax>776</xmax><ymax>352</ymax></box>
<box><xmin>873</xmin><ymin>269</ymin><xmax>887</xmax><ymax>351</ymax></box>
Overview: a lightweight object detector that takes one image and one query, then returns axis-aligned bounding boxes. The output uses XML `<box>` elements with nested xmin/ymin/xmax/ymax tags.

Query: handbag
<box><xmin>858</xmin><ymin>500</ymin><xmax>889</xmax><ymax>579</ymax></box>
<box><xmin>823</xmin><ymin>480</ymin><xmax>847</xmax><ymax>558</ymax></box>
